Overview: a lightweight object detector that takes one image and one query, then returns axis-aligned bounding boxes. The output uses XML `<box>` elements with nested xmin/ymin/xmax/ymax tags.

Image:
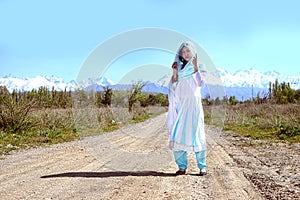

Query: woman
<box><xmin>167</xmin><ymin>41</ymin><xmax>207</xmax><ymax>176</ymax></box>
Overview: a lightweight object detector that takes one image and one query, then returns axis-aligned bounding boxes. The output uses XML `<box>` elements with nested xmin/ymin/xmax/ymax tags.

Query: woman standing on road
<box><xmin>167</xmin><ymin>41</ymin><xmax>207</xmax><ymax>176</ymax></box>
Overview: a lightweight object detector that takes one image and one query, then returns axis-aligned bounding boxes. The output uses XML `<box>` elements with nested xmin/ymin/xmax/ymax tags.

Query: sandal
<box><xmin>175</xmin><ymin>169</ymin><xmax>186</xmax><ymax>176</ymax></box>
<box><xmin>199</xmin><ymin>168</ymin><xmax>207</xmax><ymax>176</ymax></box>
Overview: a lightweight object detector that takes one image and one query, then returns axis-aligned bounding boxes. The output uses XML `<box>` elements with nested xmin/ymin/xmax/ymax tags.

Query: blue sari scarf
<box><xmin>174</xmin><ymin>41</ymin><xmax>197</xmax><ymax>82</ymax></box>
<box><xmin>175</xmin><ymin>56</ymin><xmax>196</xmax><ymax>82</ymax></box>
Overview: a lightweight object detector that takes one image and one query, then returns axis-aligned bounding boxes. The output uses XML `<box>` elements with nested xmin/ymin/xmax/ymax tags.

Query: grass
<box><xmin>219</xmin><ymin>102</ymin><xmax>300</xmax><ymax>143</ymax></box>
<box><xmin>224</xmin><ymin>123</ymin><xmax>276</xmax><ymax>140</ymax></box>
<box><xmin>0</xmin><ymin>106</ymin><xmax>167</xmax><ymax>155</ymax></box>
<box><xmin>0</xmin><ymin>108</ymin><xmax>79</xmax><ymax>155</ymax></box>
<box><xmin>2</xmin><ymin>100</ymin><xmax>299</xmax><ymax>156</ymax></box>
<box><xmin>204</xmin><ymin>105</ymin><xmax>226</xmax><ymax>127</ymax></box>
<box><xmin>131</xmin><ymin>105</ymin><xmax>167</xmax><ymax>123</ymax></box>
<box><xmin>0</xmin><ymin>129</ymin><xmax>79</xmax><ymax>155</ymax></box>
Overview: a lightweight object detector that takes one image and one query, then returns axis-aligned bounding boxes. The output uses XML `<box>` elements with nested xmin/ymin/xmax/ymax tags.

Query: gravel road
<box><xmin>1</xmin><ymin>113</ymin><xmax>298</xmax><ymax>199</ymax></box>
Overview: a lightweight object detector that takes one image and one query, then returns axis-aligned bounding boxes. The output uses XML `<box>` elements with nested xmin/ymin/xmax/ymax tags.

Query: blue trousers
<box><xmin>173</xmin><ymin>150</ymin><xmax>207</xmax><ymax>170</ymax></box>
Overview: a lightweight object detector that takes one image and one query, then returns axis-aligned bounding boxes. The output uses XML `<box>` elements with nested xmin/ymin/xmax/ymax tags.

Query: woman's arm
<box><xmin>172</xmin><ymin>74</ymin><xmax>178</xmax><ymax>83</ymax></box>
<box><xmin>171</xmin><ymin>62</ymin><xmax>178</xmax><ymax>83</ymax></box>
<box><xmin>192</xmin><ymin>54</ymin><xmax>199</xmax><ymax>72</ymax></box>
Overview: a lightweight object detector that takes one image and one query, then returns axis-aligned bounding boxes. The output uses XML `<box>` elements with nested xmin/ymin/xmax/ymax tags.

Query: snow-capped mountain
<box><xmin>216</xmin><ymin>68</ymin><xmax>300</xmax><ymax>100</ymax></box>
<box><xmin>75</xmin><ymin>77</ymin><xmax>116</xmax><ymax>89</ymax></box>
<box><xmin>218</xmin><ymin>68</ymin><xmax>300</xmax><ymax>89</ymax></box>
<box><xmin>0</xmin><ymin>75</ymin><xmax>79</xmax><ymax>92</ymax></box>
<box><xmin>1</xmin><ymin>68</ymin><xmax>299</xmax><ymax>101</ymax></box>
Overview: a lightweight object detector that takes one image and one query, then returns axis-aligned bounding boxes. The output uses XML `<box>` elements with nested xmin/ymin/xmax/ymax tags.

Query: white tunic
<box><xmin>167</xmin><ymin>66</ymin><xmax>206</xmax><ymax>152</ymax></box>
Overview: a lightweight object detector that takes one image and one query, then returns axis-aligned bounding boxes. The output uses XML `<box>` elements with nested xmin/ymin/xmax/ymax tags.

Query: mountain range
<box><xmin>1</xmin><ymin>68</ymin><xmax>299</xmax><ymax>101</ymax></box>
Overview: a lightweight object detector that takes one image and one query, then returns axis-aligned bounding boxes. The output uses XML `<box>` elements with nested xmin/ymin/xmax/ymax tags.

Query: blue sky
<box><xmin>1</xmin><ymin>0</ymin><xmax>300</xmax><ymax>82</ymax></box>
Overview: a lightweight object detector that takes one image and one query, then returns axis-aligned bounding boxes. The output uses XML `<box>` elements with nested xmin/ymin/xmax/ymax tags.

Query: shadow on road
<box><xmin>41</xmin><ymin>171</ymin><xmax>176</xmax><ymax>178</ymax></box>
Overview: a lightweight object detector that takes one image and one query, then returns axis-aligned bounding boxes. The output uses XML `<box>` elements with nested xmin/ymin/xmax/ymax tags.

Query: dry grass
<box><xmin>73</xmin><ymin>105</ymin><xmax>167</xmax><ymax>134</ymax></box>
<box><xmin>0</xmin><ymin>105</ymin><xmax>167</xmax><ymax>155</ymax></box>
<box><xmin>221</xmin><ymin>102</ymin><xmax>300</xmax><ymax>142</ymax></box>
<box><xmin>0</xmin><ymin>108</ymin><xmax>78</xmax><ymax>155</ymax></box>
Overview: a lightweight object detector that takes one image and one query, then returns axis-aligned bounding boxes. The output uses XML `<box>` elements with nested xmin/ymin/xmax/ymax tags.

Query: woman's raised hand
<box><xmin>172</xmin><ymin>61</ymin><xmax>178</xmax><ymax>71</ymax></box>
<box><xmin>171</xmin><ymin>62</ymin><xmax>178</xmax><ymax>83</ymax></box>
<box><xmin>192</xmin><ymin>54</ymin><xmax>199</xmax><ymax>72</ymax></box>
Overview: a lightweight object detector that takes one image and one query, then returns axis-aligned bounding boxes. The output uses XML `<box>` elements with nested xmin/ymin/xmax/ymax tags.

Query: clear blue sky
<box><xmin>1</xmin><ymin>0</ymin><xmax>300</xmax><ymax>82</ymax></box>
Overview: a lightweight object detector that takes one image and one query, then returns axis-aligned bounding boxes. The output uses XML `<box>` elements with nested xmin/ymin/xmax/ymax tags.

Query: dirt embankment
<box><xmin>0</xmin><ymin>113</ymin><xmax>299</xmax><ymax>199</ymax></box>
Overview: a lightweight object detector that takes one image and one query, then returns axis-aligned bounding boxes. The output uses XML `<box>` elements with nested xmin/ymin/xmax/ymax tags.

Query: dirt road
<box><xmin>0</xmin><ymin>113</ymin><xmax>298</xmax><ymax>199</ymax></box>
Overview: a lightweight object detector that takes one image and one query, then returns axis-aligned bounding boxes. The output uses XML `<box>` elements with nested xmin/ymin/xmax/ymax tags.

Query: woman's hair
<box><xmin>178</xmin><ymin>55</ymin><xmax>188</xmax><ymax>69</ymax></box>
<box><xmin>177</xmin><ymin>41</ymin><xmax>196</xmax><ymax>69</ymax></box>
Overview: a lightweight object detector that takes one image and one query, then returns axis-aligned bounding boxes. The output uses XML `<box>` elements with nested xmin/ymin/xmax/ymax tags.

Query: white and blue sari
<box><xmin>167</xmin><ymin>53</ymin><xmax>206</xmax><ymax>152</ymax></box>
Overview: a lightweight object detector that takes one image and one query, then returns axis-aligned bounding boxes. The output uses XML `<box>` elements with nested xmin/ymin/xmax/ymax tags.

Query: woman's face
<box><xmin>181</xmin><ymin>46</ymin><xmax>193</xmax><ymax>61</ymax></box>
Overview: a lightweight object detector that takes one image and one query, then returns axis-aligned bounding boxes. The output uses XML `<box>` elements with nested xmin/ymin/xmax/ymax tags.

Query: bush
<box><xmin>97</xmin><ymin>107</ymin><xmax>119</xmax><ymax>132</ymax></box>
<box><xmin>0</xmin><ymin>95</ymin><xmax>37</xmax><ymax>133</ymax></box>
<box><xmin>221</xmin><ymin>102</ymin><xmax>300</xmax><ymax>142</ymax></box>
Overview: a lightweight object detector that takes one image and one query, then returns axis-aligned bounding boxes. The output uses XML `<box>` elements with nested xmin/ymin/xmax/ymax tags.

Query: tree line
<box><xmin>1</xmin><ymin>78</ymin><xmax>299</xmax><ymax>114</ymax></box>
<box><xmin>202</xmin><ymin>79</ymin><xmax>300</xmax><ymax>106</ymax></box>
<box><xmin>0</xmin><ymin>83</ymin><xmax>168</xmax><ymax>111</ymax></box>
<box><xmin>0</xmin><ymin>82</ymin><xmax>169</xmax><ymax>135</ymax></box>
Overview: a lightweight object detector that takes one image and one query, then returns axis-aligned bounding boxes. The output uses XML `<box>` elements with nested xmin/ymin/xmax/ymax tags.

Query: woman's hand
<box><xmin>192</xmin><ymin>54</ymin><xmax>199</xmax><ymax>72</ymax></box>
<box><xmin>171</xmin><ymin>62</ymin><xmax>178</xmax><ymax>83</ymax></box>
<box><xmin>172</xmin><ymin>61</ymin><xmax>178</xmax><ymax>72</ymax></box>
